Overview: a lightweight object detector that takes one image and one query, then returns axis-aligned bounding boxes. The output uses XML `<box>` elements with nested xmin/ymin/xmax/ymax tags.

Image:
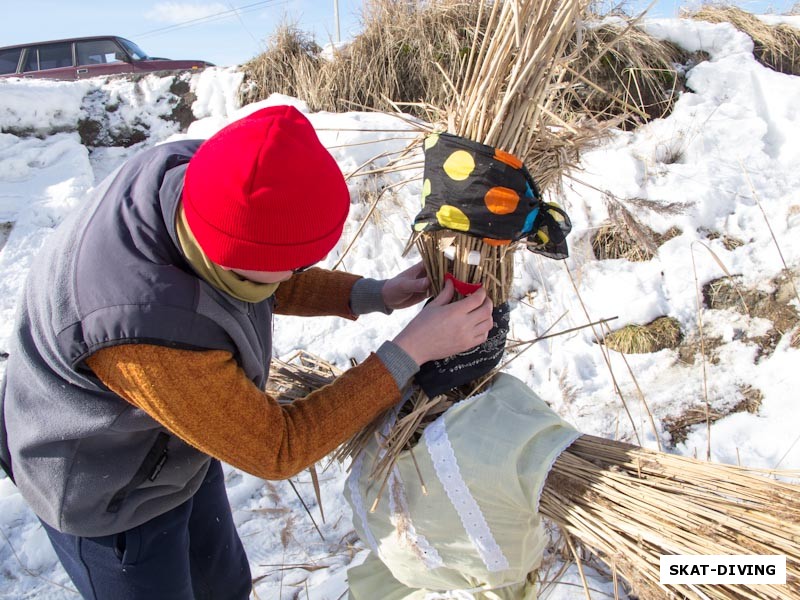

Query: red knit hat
<box><xmin>182</xmin><ymin>105</ymin><xmax>350</xmax><ymax>271</ymax></box>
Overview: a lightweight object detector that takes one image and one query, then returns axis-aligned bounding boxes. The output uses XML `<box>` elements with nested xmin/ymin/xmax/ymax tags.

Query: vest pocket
<box><xmin>113</xmin><ymin>527</ymin><xmax>142</xmax><ymax>566</ymax></box>
<box><xmin>106</xmin><ymin>432</ymin><xmax>170</xmax><ymax>513</ymax></box>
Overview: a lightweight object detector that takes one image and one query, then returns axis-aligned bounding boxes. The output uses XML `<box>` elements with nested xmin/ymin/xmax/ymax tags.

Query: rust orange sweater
<box><xmin>85</xmin><ymin>268</ymin><xmax>400</xmax><ymax>479</ymax></box>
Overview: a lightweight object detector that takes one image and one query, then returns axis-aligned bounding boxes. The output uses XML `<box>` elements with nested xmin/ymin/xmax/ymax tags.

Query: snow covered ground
<box><xmin>1</xmin><ymin>15</ymin><xmax>798</xmax><ymax>600</ymax></box>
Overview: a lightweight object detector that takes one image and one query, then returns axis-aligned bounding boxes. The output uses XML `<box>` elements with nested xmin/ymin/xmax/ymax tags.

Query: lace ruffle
<box><xmin>424</xmin><ymin>417</ymin><xmax>510</xmax><ymax>572</ymax></box>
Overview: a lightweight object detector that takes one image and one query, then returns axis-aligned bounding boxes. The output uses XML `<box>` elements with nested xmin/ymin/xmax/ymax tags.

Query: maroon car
<box><xmin>0</xmin><ymin>36</ymin><xmax>213</xmax><ymax>80</ymax></box>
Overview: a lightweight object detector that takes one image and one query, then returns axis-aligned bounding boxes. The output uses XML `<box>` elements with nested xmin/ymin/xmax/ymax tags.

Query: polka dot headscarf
<box><xmin>413</xmin><ymin>132</ymin><xmax>572</xmax><ymax>259</ymax></box>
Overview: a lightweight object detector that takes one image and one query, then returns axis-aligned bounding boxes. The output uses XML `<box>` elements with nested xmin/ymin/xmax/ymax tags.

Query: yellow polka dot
<box><xmin>436</xmin><ymin>205</ymin><xmax>470</xmax><ymax>231</ymax></box>
<box><xmin>424</xmin><ymin>134</ymin><xmax>440</xmax><ymax>150</ymax></box>
<box><xmin>484</xmin><ymin>187</ymin><xmax>520</xmax><ymax>215</ymax></box>
<box><xmin>414</xmin><ymin>222</ymin><xmax>428</xmax><ymax>232</ymax></box>
<box><xmin>443</xmin><ymin>150</ymin><xmax>475</xmax><ymax>181</ymax></box>
<box><xmin>421</xmin><ymin>178</ymin><xmax>431</xmax><ymax>207</ymax></box>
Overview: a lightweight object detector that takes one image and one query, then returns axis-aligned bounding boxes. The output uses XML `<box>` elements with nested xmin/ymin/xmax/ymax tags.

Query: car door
<box><xmin>18</xmin><ymin>42</ymin><xmax>76</xmax><ymax>80</ymax></box>
<box><xmin>75</xmin><ymin>38</ymin><xmax>134</xmax><ymax>79</ymax></box>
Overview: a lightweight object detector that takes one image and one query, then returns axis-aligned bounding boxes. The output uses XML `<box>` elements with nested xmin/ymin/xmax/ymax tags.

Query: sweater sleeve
<box><xmin>85</xmin><ymin>344</ymin><xmax>400</xmax><ymax>480</ymax></box>
<box><xmin>274</xmin><ymin>267</ymin><xmax>361</xmax><ymax>319</ymax></box>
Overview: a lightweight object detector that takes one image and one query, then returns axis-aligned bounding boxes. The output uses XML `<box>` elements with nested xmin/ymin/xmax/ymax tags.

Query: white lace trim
<box><xmin>387</xmin><ymin>467</ymin><xmax>444</xmax><ymax>570</ymax></box>
<box><xmin>348</xmin><ymin>451</ymin><xmax>379</xmax><ymax>555</ymax></box>
<box><xmin>424</xmin><ymin>417</ymin><xmax>510</xmax><ymax>572</ymax></box>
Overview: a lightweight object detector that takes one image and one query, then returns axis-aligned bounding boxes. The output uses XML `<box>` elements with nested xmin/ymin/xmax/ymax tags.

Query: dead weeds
<box><xmin>677</xmin><ymin>335</ymin><xmax>725</xmax><ymax>366</ymax></box>
<box><xmin>689</xmin><ymin>5</ymin><xmax>800</xmax><ymax>76</ymax></box>
<box><xmin>602</xmin><ymin>316</ymin><xmax>683</xmax><ymax>354</ymax></box>
<box><xmin>702</xmin><ymin>272</ymin><xmax>800</xmax><ymax>359</ymax></box>
<box><xmin>559</xmin><ymin>21</ymin><xmax>691</xmax><ymax>129</ymax></box>
<box><xmin>664</xmin><ymin>384</ymin><xmax>763</xmax><ymax>446</ymax></box>
<box><xmin>704</xmin><ymin>229</ymin><xmax>746</xmax><ymax>251</ymax></box>
<box><xmin>592</xmin><ymin>198</ymin><xmax>680</xmax><ymax>261</ymax></box>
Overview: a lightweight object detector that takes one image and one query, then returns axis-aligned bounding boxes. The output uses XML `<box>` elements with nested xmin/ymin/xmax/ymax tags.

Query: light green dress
<box><xmin>345</xmin><ymin>373</ymin><xmax>581</xmax><ymax>599</ymax></box>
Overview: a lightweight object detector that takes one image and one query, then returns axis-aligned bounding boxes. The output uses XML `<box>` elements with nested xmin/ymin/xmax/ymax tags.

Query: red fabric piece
<box><xmin>182</xmin><ymin>105</ymin><xmax>350</xmax><ymax>271</ymax></box>
<box><xmin>445</xmin><ymin>272</ymin><xmax>483</xmax><ymax>296</ymax></box>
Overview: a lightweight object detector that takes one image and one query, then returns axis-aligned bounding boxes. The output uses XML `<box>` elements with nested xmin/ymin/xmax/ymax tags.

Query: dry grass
<box><xmin>592</xmin><ymin>221</ymin><xmax>656</xmax><ymax>261</ymax></box>
<box><xmin>791</xmin><ymin>327</ymin><xmax>800</xmax><ymax>349</ymax></box>
<box><xmin>241</xmin><ymin>1</ymin><xmax>483</xmax><ymax>116</ymax></box>
<box><xmin>591</xmin><ymin>198</ymin><xmax>677</xmax><ymax>261</ymax></box>
<box><xmin>557</xmin><ymin>21</ymin><xmax>690</xmax><ymax>129</ymax></box>
<box><xmin>602</xmin><ymin>316</ymin><xmax>683</xmax><ymax>354</ymax></box>
<box><xmin>704</xmin><ymin>228</ymin><xmax>746</xmax><ymax>251</ymax></box>
<box><xmin>677</xmin><ymin>333</ymin><xmax>726</xmax><ymax>366</ymax></box>
<box><xmin>703</xmin><ymin>272</ymin><xmax>800</xmax><ymax>352</ymax></box>
<box><xmin>664</xmin><ymin>384</ymin><xmax>763</xmax><ymax>445</ymax></box>
<box><xmin>240</xmin><ymin>1</ymin><xmax>690</xmax><ymax>133</ymax></box>
<box><xmin>266</xmin><ymin>351</ymin><xmax>342</xmax><ymax>404</ymax></box>
<box><xmin>689</xmin><ymin>4</ymin><xmax>800</xmax><ymax>76</ymax></box>
<box><xmin>542</xmin><ymin>434</ymin><xmax>800</xmax><ymax>600</ymax></box>
<box><xmin>239</xmin><ymin>25</ymin><xmax>324</xmax><ymax>109</ymax></box>
<box><xmin>450</xmin><ymin>0</ymin><xmax>585</xmax><ymax>153</ymax></box>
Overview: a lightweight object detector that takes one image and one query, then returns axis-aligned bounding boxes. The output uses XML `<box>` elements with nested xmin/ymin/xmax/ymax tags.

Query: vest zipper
<box><xmin>248</xmin><ymin>304</ymin><xmax>270</xmax><ymax>383</ymax></box>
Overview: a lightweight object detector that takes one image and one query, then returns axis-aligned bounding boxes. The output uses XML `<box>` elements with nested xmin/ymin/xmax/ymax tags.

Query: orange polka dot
<box><xmin>483</xmin><ymin>238</ymin><xmax>511</xmax><ymax>247</ymax></box>
<box><xmin>484</xmin><ymin>186</ymin><xmax>520</xmax><ymax>215</ymax></box>
<box><xmin>494</xmin><ymin>148</ymin><xmax>522</xmax><ymax>169</ymax></box>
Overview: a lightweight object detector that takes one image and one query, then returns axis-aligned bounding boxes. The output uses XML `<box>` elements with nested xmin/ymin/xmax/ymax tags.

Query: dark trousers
<box><xmin>41</xmin><ymin>460</ymin><xmax>251</xmax><ymax>600</ymax></box>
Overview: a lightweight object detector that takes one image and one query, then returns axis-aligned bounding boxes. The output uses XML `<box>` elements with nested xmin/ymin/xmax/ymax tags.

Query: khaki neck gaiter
<box><xmin>175</xmin><ymin>205</ymin><xmax>280</xmax><ymax>303</ymax></box>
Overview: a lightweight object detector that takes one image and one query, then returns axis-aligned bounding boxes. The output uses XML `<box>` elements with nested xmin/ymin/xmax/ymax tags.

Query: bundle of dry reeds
<box><xmin>417</xmin><ymin>229</ymin><xmax>516</xmax><ymax>304</ymax></box>
<box><xmin>266</xmin><ymin>350</ymin><xmax>341</xmax><ymax>403</ymax></box>
<box><xmin>542</xmin><ymin>435</ymin><xmax>800</xmax><ymax>599</ymax></box>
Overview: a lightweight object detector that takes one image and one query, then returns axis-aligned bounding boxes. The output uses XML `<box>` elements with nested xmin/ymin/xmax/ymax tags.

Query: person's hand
<box><xmin>392</xmin><ymin>279</ymin><xmax>494</xmax><ymax>366</ymax></box>
<box><xmin>381</xmin><ymin>262</ymin><xmax>431</xmax><ymax>310</ymax></box>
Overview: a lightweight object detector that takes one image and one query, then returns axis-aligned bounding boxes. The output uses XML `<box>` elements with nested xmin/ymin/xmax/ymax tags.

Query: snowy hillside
<box><xmin>1</xmin><ymin>15</ymin><xmax>799</xmax><ymax>599</ymax></box>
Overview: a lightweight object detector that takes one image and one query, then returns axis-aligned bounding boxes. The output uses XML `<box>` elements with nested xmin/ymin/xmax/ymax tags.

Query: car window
<box><xmin>22</xmin><ymin>42</ymin><xmax>73</xmax><ymax>71</ymax></box>
<box><xmin>117</xmin><ymin>38</ymin><xmax>148</xmax><ymax>61</ymax></box>
<box><xmin>0</xmin><ymin>48</ymin><xmax>22</xmax><ymax>75</ymax></box>
<box><xmin>76</xmin><ymin>40</ymin><xmax>126</xmax><ymax>66</ymax></box>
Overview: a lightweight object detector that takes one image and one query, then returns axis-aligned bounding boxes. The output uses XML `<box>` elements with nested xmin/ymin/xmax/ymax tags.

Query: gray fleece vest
<box><xmin>0</xmin><ymin>140</ymin><xmax>273</xmax><ymax>537</ymax></box>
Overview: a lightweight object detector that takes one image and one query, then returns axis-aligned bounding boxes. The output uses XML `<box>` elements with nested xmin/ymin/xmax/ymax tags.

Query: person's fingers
<box><xmin>472</xmin><ymin>330</ymin><xmax>490</xmax><ymax>343</ymax></box>
<box><xmin>466</xmin><ymin>295</ymin><xmax>493</xmax><ymax>320</ymax></box>
<box><xmin>410</xmin><ymin>275</ymin><xmax>430</xmax><ymax>293</ymax></box>
<box><xmin>474</xmin><ymin>314</ymin><xmax>494</xmax><ymax>333</ymax></box>
<box><xmin>451</xmin><ymin>285</ymin><xmax>487</xmax><ymax>312</ymax></box>
<box><xmin>429</xmin><ymin>278</ymin><xmax>454</xmax><ymax>307</ymax></box>
<box><xmin>407</xmin><ymin>262</ymin><xmax>427</xmax><ymax>277</ymax></box>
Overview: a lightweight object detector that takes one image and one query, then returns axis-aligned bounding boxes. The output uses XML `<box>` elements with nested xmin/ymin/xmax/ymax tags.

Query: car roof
<box><xmin>0</xmin><ymin>36</ymin><xmax>131</xmax><ymax>52</ymax></box>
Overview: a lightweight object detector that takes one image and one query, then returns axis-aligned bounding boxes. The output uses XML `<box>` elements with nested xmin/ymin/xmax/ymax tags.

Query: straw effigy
<box><xmin>270</xmin><ymin>352</ymin><xmax>800</xmax><ymax>598</ymax></box>
<box><xmin>340</xmin><ymin>0</ymin><xmax>588</xmax><ymax>486</ymax></box>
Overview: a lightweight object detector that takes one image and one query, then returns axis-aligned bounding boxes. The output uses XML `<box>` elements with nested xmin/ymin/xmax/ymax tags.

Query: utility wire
<box><xmin>227</xmin><ymin>0</ymin><xmax>263</xmax><ymax>51</ymax></box>
<box><xmin>136</xmin><ymin>0</ymin><xmax>284</xmax><ymax>39</ymax></box>
<box><xmin>137</xmin><ymin>0</ymin><xmax>275</xmax><ymax>36</ymax></box>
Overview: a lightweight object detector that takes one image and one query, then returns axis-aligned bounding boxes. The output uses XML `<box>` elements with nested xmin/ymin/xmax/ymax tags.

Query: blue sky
<box><xmin>3</xmin><ymin>0</ymin><xmax>796</xmax><ymax>67</ymax></box>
